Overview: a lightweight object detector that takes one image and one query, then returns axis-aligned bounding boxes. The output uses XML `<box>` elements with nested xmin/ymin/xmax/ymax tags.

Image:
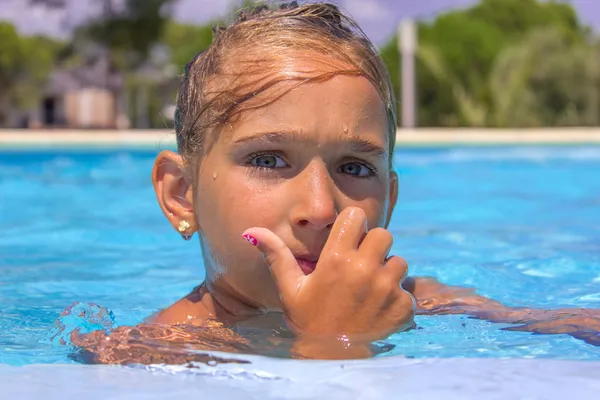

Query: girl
<box><xmin>72</xmin><ymin>2</ymin><xmax>600</xmax><ymax>364</ymax></box>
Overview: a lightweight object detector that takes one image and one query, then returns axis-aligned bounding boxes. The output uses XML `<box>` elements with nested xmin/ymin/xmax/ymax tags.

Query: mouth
<box><xmin>295</xmin><ymin>256</ymin><xmax>318</xmax><ymax>275</ymax></box>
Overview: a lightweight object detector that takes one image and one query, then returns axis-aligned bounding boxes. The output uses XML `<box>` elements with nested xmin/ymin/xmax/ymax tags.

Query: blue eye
<box><xmin>339</xmin><ymin>162</ymin><xmax>373</xmax><ymax>177</ymax></box>
<box><xmin>250</xmin><ymin>154</ymin><xmax>287</xmax><ymax>168</ymax></box>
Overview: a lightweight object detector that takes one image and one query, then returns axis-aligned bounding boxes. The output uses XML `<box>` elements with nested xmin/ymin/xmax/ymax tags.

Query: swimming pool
<box><xmin>1</xmin><ymin>145</ymin><xmax>600</xmax><ymax>397</ymax></box>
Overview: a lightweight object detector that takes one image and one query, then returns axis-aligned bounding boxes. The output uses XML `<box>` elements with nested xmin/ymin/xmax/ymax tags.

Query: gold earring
<box><xmin>178</xmin><ymin>220</ymin><xmax>191</xmax><ymax>233</ymax></box>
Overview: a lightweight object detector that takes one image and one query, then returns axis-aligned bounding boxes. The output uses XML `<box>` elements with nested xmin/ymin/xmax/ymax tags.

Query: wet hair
<box><xmin>174</xmin><ymin>1</ymin><xmax>397</xmax><ymax>170</ymax></box>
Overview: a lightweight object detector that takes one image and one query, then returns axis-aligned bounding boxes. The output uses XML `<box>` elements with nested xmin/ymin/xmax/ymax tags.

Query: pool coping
<box><xmin>1</xmin><ymin>128</ymin><xmax>600</xmax><ymax>150</ymax></box>
<box><xmin>2</xmin><ymin>355</ymin><xmax>600</xmax><ymax>399</ymax></box>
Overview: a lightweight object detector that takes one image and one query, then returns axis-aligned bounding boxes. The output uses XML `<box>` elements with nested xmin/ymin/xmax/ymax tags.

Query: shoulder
<box><xmin>146</xmin><ymin>285</ymin><xmax>210</xmax><ymax>325</ymax></box>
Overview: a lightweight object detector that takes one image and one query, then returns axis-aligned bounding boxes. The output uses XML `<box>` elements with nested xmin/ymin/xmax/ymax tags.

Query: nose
<box><xmin>291</xmin><ymin>161</ymin><xmax>338</xmax><ymax>231</ymax></box>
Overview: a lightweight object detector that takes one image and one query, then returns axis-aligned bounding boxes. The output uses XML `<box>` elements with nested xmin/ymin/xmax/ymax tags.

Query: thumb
<box><xmin>242</xmin><ymin>228</ymin><xmax>304</xmax><ymax>303</ymax></box>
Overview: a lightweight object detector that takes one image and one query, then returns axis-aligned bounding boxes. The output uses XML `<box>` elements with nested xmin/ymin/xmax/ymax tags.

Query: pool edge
<box><xmin>1</xmin><ymin>128</ymin><xmax>600</xmax><ymax>150</ymax></box>
<box><xmin>2</xmin><ymin>356</ymin><xmax>600</xmax><ymax>399</ymax></box>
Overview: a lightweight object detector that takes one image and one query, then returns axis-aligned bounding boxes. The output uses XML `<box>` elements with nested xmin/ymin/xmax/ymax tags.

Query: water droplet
<box><xmin>46</xmin><ymin>302</ymin><xmax>116</xmax><ymax>347</ymax></box>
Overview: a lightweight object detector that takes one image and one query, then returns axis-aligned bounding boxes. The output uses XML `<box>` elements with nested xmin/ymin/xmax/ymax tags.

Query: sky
<box><xmin>0</xmin><ymin>0</ymin><xmax>599</xmax><ymax>45</ymax></box>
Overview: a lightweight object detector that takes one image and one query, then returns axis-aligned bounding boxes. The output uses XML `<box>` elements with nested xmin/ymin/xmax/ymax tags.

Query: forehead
<box><xmin>225</xmin><ymin>71</ymin><xmax>389</xmax><ymax>148</ymax></box>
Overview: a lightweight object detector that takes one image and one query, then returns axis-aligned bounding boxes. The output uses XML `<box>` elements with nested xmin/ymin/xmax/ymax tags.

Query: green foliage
<box><xmin>161</xmin><ymin>1</ymin><xmax>268</xmax><ymax>73</ymax></box>
<box><xmin>381</xmin><ymin>0</ymin><xmax>598</xmax><ymax>127</ymax></box>
<box><xmin>0</xmin><ymin>22</ymin><xmax>62</xmax><ymax>125</ymax></box>
<box><xmin>490</xmin><ymin>28</ymin><xmax>600</xmax><ymax>127</ymax></box>
<box><xmin>0</xmin><ymin>23</ymin><xmax>22</xmax><ymax>86</ymax></box>
<box><xmin>161</xmin><ymin>22</ymin><xmax>213</xmax><ymax>71</ymax></box>
<box><xmin>80</xmin><ymin>0</ymin><xmax>176</xmax><ymax>70</ymax></box>
<box><xmin>468</xmin><ymin>0</ymin><xmax>583</xmax><ymax>41</ymax></box>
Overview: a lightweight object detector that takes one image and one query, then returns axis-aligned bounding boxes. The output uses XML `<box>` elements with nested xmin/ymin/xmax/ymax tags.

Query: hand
<box><xmin>243</xmin><ymin>207</ymin><xmax>415</xmax><ymax>343</ymax></box>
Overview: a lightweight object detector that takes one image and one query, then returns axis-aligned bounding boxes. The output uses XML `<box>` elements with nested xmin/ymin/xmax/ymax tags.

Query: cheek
<box><xmin>195</xmin><ymin>170</ymin><xmax>286</xmax><ymax>293</ymax></box>
<box><xmin>343</xmin><ymin>182</ymin><xmax>389</xmax><ymax>229</ymax></box>
<box><xmin>196</xmin><ymin>169</ymin><xmax>284</xmax><ymax>233</ymax></box>
<box><xmin>362</xmin><ymin>197</ymin><xmax>388</xmax><ymax>230</ymax></box>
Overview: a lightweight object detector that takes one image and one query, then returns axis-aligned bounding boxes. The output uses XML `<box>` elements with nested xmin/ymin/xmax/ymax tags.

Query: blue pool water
<box><xmin>1</xmin><ymin>146</ymin><xmax>600</xmax><ymax>367</ymax></box>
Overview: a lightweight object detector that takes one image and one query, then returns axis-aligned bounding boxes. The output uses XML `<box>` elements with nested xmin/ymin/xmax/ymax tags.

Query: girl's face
<box><xmin>153</xmin><ymin>72</ymin><xmax>398</xmax><ymax>312</ymax></box>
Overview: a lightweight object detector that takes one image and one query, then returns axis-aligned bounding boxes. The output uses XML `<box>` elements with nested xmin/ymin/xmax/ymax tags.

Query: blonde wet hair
<box><xmin>174</xmin><ymin>2</ymin><xmax>397</xmax><ymax>168</ymax></box>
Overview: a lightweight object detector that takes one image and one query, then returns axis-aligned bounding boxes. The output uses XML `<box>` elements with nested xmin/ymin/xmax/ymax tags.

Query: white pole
<box><xmin>398</xmin><ymin>20</ymin><xmax>417</xmax><ymax>129</ymax></box>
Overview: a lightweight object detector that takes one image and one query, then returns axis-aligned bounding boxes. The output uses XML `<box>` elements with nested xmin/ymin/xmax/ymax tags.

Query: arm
<box><xmin>402</xmin><ymin>276</ymin><xmax>505</xmax><ymax>314</ymax></box>
<box><xmin>403</xmin><ymin>276</ymin><xmax>600</xmax><ymax>346</ymax></box>
<box><xmin>69</xmin><ymin>323</ymin><xmax>256</xmax><ymax>365</ymax></box>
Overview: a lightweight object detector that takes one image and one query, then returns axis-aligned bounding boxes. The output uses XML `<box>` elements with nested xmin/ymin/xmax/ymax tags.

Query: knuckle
<box><xmin>325</xmin><ymin>250</ymin><xmax>346</xmax><ymax>266</ymax></box>
<box><xmin>356</xmin><ymin>253</ymin><xmax>376</xmax><ymax>270</ymax></box>
<box><xmin>264</xmin><ymin>241</ymin><xmax>289</xmax><ymax>267</ymax></box>
<box><xmin>322</xmin><ymin>250</ymin><xmax>355</xmax><ymax>276</ymax></box>
<box><xmin>398</xmin><ymin>288</ymin><xmax>417</xmax><ymax>311</ymax></box>
<box><xmin>355</xmin><ymin>261</ymin><xmax>372</xmax><ymax>280</ymax></box>
<box><xmin>347</xmin><ymin>258</ymin><xmax>371</xmax><ymax>285</ymax></box>
<box><xmin>274</xmin><ymin>240</ymin><xmax>288</xmax><ymax>254</ymax></box>
<box><xmin>386</xmin><ymin>255</ymin><xmax>408</xmax><ymax>277</ymax></box>
<box><xmin>264</xmin><ymin>253</ymin><xmax>278</xmax><ymax>268</ymax></box>
<box><xmin>391</xmin><ymin>254</ymin><xmax>408</xmax><ymax>268</ymax></box>
<box><xmin>387</xmin><ymin>290</ymin><xmax>416</xmax><ymax>321</ymax></box>
<box><xmin>373</xmin><ymin>274</ymin><xmax>395</xmax><ymax>294</ymax></box>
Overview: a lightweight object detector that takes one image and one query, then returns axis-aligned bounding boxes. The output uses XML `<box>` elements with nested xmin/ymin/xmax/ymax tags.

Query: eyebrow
<box><xmin>233</xmin><ymin>130</ymin><xmax>306</xmax><ymax>145</ymax></box>
<box><xmin>233</xmin><ymin>130</ymin><xmax>387</xmax><ymax>159</ymax></box>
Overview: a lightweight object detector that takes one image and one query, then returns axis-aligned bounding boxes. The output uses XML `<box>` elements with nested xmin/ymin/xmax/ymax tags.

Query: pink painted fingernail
<box><xmin>242</xmin><ymin>233</ymin><xmax>258</xmax><ymax>246</ymax></box>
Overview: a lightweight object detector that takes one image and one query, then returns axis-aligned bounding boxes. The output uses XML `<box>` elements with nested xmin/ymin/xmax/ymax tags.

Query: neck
<box><xmin>199</xmin><ymin>278</ymin><xmax>265</xmax><ymax>324</ymax></box>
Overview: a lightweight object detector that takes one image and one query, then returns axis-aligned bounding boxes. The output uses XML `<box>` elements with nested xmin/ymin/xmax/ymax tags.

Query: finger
<box><xmin>322</xmin><ymin>206</ymin><xmax>367</xmax><ymax>253</ymax></box>
<box><xmin>383</xmin><ymin>255</ymin><xmax>409</xmax><ymax>285</ymax></box>
<box><xmin>242</xmin><ymin>227</ymin><xmax>304</xmax><ymax>303</ymax></box>
<box><xmin>358</xmin><ymin>227</ymin><xmax>393</xmax><ymax>263</ymax></box>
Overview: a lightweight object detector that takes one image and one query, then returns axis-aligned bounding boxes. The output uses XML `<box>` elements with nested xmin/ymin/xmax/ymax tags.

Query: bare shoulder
<box><xmin>146</xmin><ymin>285</ymin><xmax>210</xmax><ymax>325</ymax></box>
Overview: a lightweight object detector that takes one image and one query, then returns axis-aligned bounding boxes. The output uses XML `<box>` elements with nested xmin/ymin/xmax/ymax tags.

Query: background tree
<box><xmin>490</xmin><ymin>28</ymin><xmax>599</xmax><ymax>127</ymax></box>
<box><xmin>78</xmin><ymin>0</ymin><xmax>177</xmax><ymax>70</ymax></box>
<box><xmin>161</xmin><ymin>22</ymin><xmax>213</xmax><ymax>71</ymax></box>
<box><xmin>161</xmin><ymin>0</ymin><xmax>260</xmax><ymax>72</ymax></box>
<box><xmin>380</xmin><ymin>0</ymin><xmax>595</xmax><ymax>127</ymax></box>
<box><xmin>0</xmin><ymin>22</ymin><xmax>62</xmax><ymax>127</ymax></box>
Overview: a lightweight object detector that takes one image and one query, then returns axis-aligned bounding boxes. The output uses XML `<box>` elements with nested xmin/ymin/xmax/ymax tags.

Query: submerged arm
<box><xmin>403</xmin><ymin>277</ymin><xmax>600</xmax><ymax>346</ymax></box>
<box><xmin>69</xmin><ymin>321</ymin><xmax>257</xmax><ymax>365</ymax></box>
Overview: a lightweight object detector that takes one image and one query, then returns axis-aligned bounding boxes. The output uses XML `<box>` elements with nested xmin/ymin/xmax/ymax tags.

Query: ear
<box><xmin>385</xmin><ymin>170</ymin><xmax>398</xmax><ymax>228</ymax></box>
<box><xmin>151</xmin><ymin>150</ymin><xmax>199</xmax><ymax>235</ymax></box>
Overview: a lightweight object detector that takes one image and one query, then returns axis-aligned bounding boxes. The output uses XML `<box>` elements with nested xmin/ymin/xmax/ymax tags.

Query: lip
<box><xmin>295</xmin><ymin>257</ymin><xmax>318</xmax><ymax>275</ymax></box>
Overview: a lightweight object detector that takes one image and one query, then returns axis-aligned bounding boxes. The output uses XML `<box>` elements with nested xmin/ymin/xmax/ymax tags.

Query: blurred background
<box><xmin>0</xmin><ymin>0</ymin><xmax>598</xmax><ymax>130</ymax></box>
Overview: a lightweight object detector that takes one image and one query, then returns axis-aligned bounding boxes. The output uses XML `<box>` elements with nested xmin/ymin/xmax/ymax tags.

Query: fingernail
<box><xmin>242</xmin><ymin>233</ymin><xmax>258</xmax><ymax>246</ymax></box>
